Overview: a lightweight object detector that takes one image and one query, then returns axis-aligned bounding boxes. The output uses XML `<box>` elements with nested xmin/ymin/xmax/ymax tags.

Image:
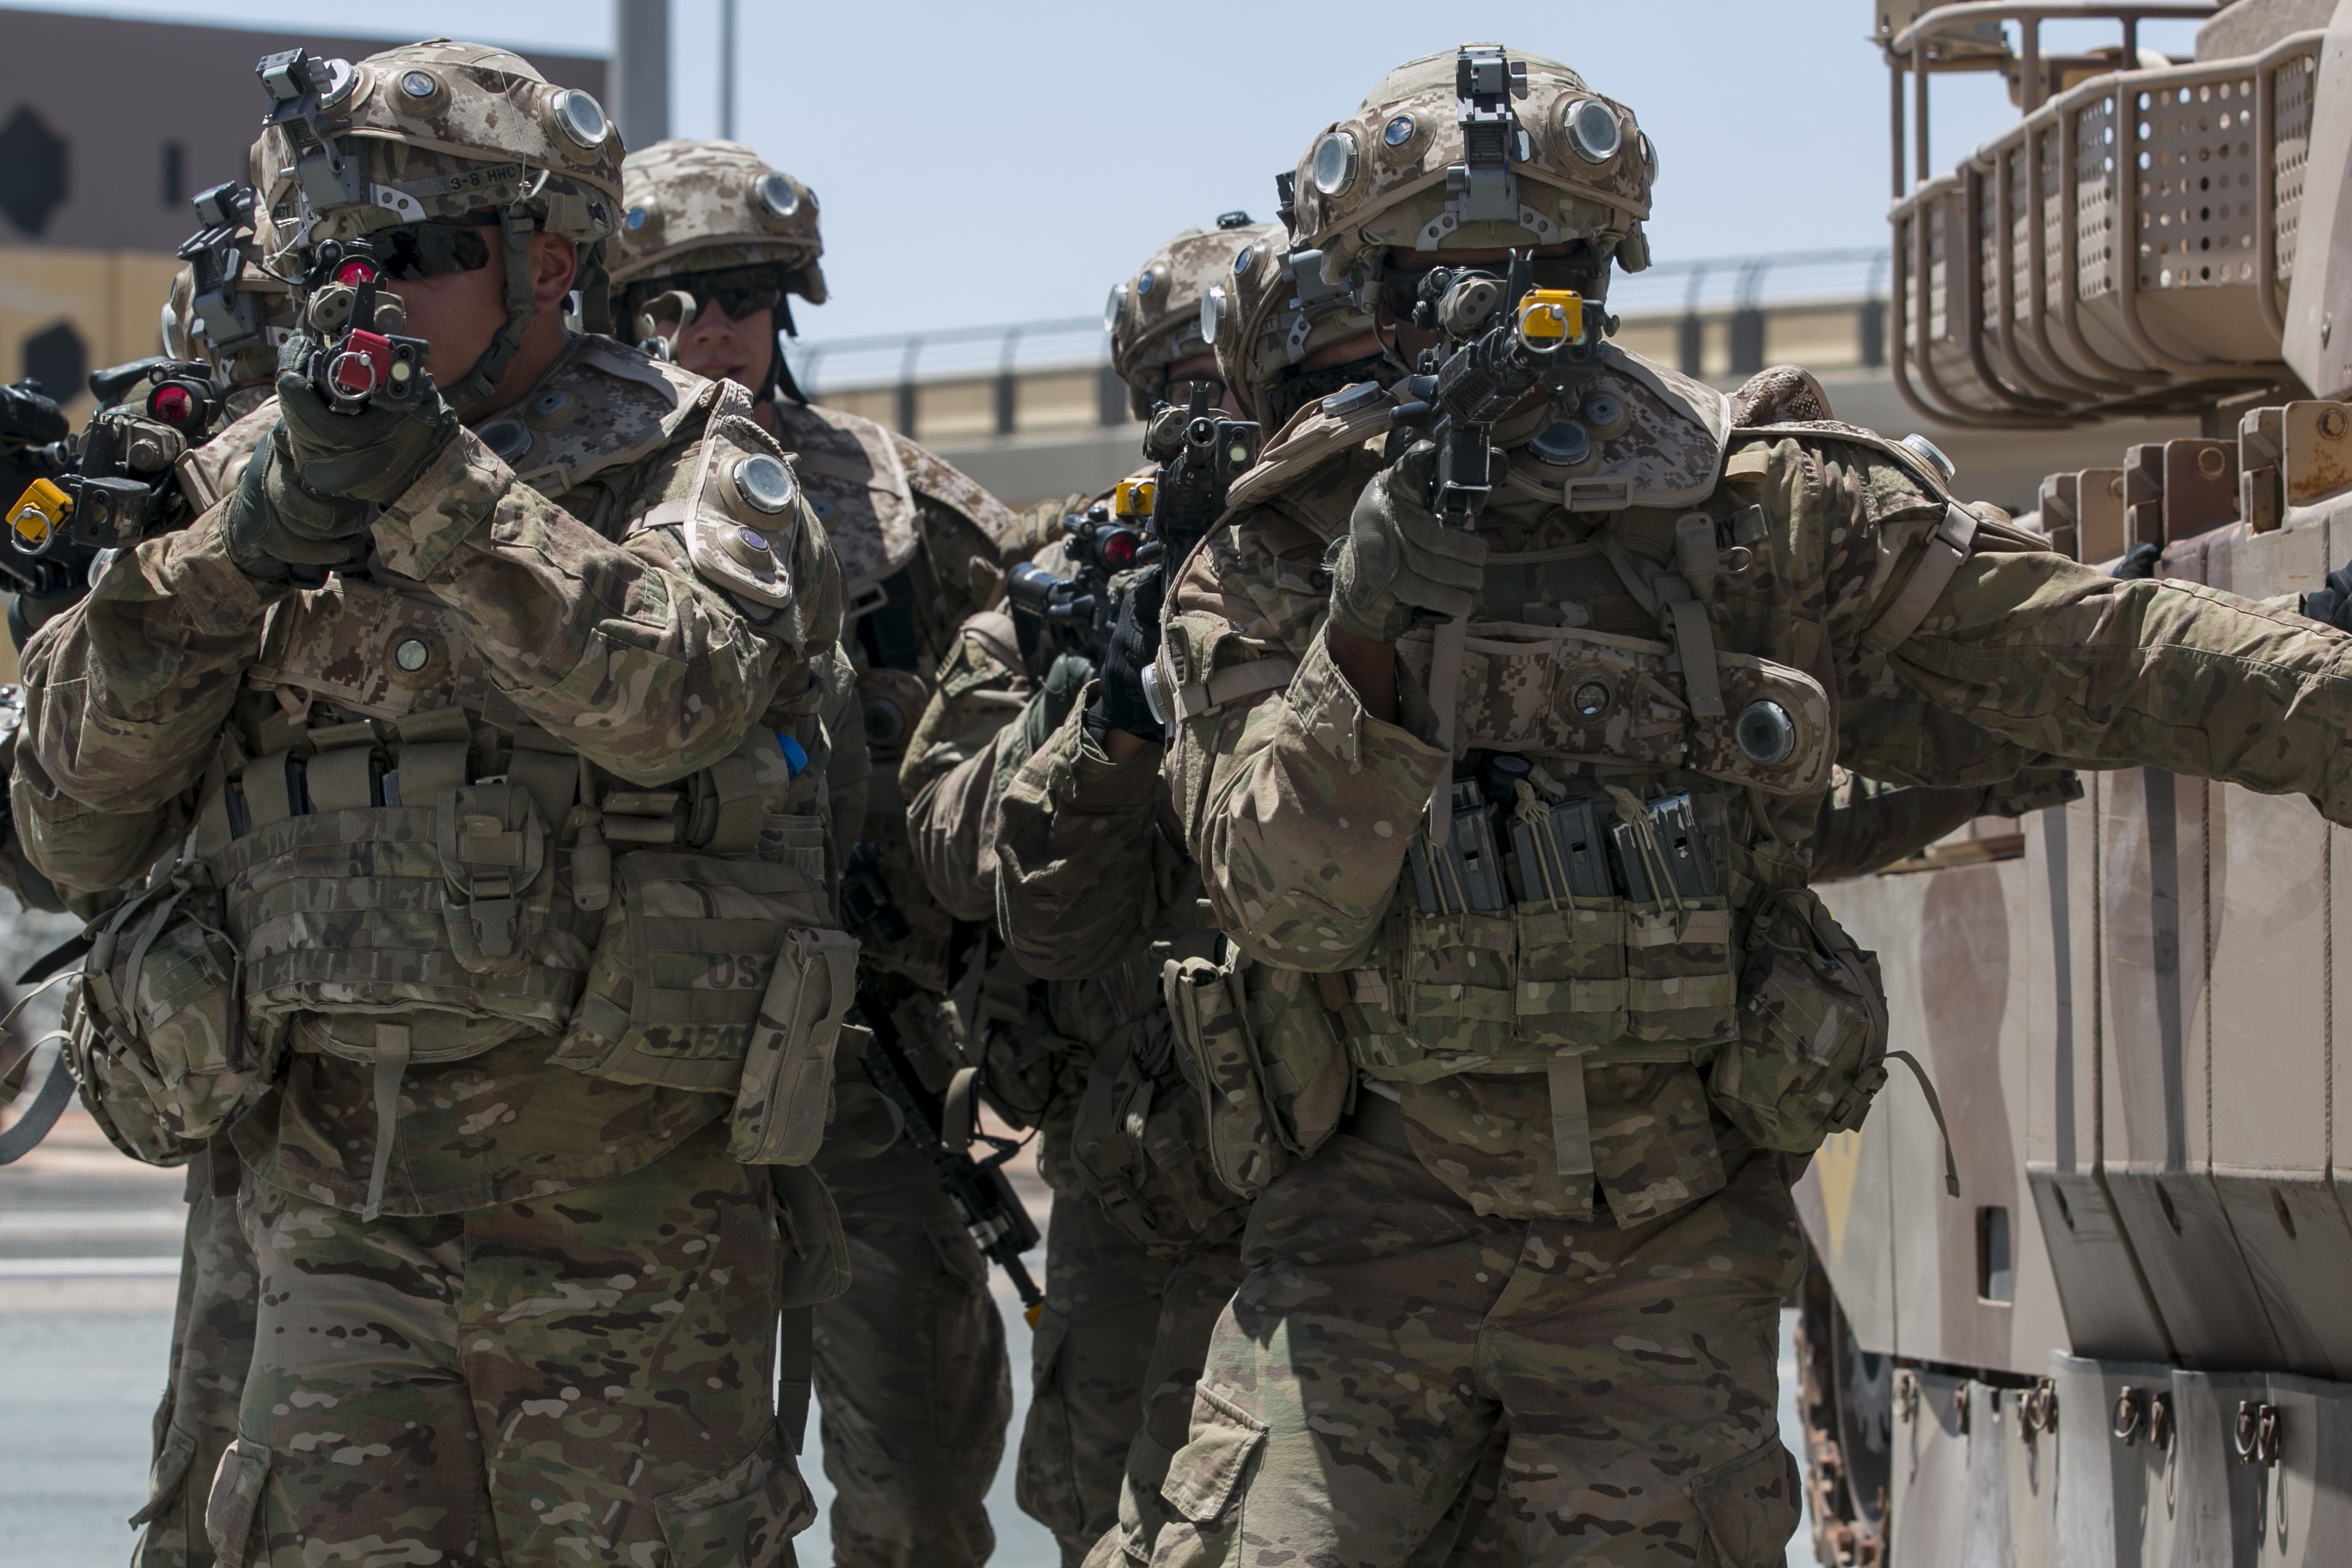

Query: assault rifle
<box><xmin>855</xmin><ymin>990</ymin><xmax>1045</xmax><ymax>1325</ymax></box>
<box><xmin>2</xmin><ymin>359</ymin><xmax>235</xmax><ymax>609</ymax></box>
<box><xmin>1003</xmin><ymin>385</ymin><xmax>1262</xmax><ymax>657</ymax></box>
<box><xmin>1391</xmin><ymin>253</ymin><xmax>1596</xmax><ymax>526</ymax></box>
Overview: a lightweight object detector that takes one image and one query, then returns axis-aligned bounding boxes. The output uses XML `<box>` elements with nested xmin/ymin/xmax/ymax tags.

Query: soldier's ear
<box><xmin>529</xmin><ymin>234</ymin><xmax>579</xmax><ymax>312</ymax></box>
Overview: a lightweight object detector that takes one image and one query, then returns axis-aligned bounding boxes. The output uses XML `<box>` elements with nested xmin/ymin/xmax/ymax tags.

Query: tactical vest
<box><xmin>1161</xmin><ymin>358</ymin><xmax>1956</xmax><ymax>1222</ymax></box>
<box><xmin>73</xmin><ymin>345</ymin><xmax>857</xmax><ymax>1210</ymax></box>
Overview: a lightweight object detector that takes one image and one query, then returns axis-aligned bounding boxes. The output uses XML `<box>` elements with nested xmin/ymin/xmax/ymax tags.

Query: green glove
<box><xmin>272</xmin><ymin>359</ymin><xmax>459</xmax><ymax>505</ymax></box>
<box><xmin>1327</xmin><ymin>441</ymin><xmax>1488</xmax><ymax>642</ymax></box>
<box><xmin>221</xmin><ymin>426</ymin><xmax>374</xmax><ymax>583</ymax></box>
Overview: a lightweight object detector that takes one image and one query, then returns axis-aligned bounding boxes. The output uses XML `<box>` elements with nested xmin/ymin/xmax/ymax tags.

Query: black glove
<box><xmin>273</xmin><ymin>360</ymin><xmax>458</xmax><ymax>505</ymax></box>
<box><xmin>2303</xmin><ymin>560</ymin><xmax>2352</xmax><ymax>633</ymax></box>
<box><xmin>2110</xmin><ymin>541</ymin><xmax>2161</xmax><ymax>580</ymax></box>
<box><xmin>221</xmin><ymin>426</ymin><xmax>375</xmax><ymax>583</ymax></box>
<box><xmin>224</xmin><ymin>361</ymin><xmax>462</xmax><ymax>583</ymax></box>
<box><xmin>1085</xmin><ymin>567</ymin><xmax>1167</xmax><ymax>742</ymax></box>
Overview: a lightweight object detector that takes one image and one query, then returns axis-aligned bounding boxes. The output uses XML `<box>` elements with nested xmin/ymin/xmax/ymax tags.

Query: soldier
<box><xmin>1145</xmin><ymin>43</ymin><xmax>2352</xmax><ymax>1567</ymax></box>
<box><xmin>15</xmin><ymin>42</ymin><xmax>843</xmax><ymax>1567</ymax></box>
<box><xmin>903</xmin><ymin>218</ymin><xmax>1280</xmax><ymax>1565</ymax></box>
<box><xmin>607</xmin><ymin>137</ymin><xmax>1024</xmax><ymax>1568</ymax></box>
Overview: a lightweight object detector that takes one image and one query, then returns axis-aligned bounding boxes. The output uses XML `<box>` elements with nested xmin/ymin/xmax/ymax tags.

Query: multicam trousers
<box><xmin>812</xmin><ymin>1134</ymin><xmax>1011</xmax><ymax>1568</ymax></box>
<box><xmin>133</xmin><ymin>1142</ymin><xmax>257</xmax><ymax>1568</ymax></box>
<box><xmin>1020</xmin><ymin>1129</ymin><xmax>1176</xmax><ymax>1565</ymax></box>
<box><xmin>212</xmin><ymin>1121</ymin><xmax>811</xmax><ymax>1568</ymax></box>
<box><xmin>1146</xmin><ymin>1121</ymin><xmax>1805</xmax><ymax>1568</ymax></box>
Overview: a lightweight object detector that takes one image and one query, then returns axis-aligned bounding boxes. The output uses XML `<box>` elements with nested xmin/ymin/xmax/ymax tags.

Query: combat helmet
<box><xmin>1208</xmin><ymin>219</ymin><xmax>1392</xmax><ymax>430</ymax></box>
<box><xmin>606</xmin><ymin>139</ymin><xmax>825</xmax><ymax>403</ymax></box>
<box><xmin>1290</xmin><ymin>43</ymin><xmax>1655</xmax><ymax>291</ymax></box>
<box><xmin>246</xmin><ymin>40</ymin><xmax>623</xmax><ymax>410</ymax></box>
<box><xmin>1107</xmin><ymin>214</ymin><xmax>1278</xmax><ymax>420</ymax></box>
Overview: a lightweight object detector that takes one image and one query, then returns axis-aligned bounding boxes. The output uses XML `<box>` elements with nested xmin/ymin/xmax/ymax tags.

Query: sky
<box><xmin>15</xmin><ymin>0</ymin><xmax>2208</xmax><ymax>356</ymax></box>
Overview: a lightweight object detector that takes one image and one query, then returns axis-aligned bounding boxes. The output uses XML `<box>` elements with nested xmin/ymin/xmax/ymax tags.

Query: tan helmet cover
<box><xmin>1108</xmin><ymin>219</ymin><xmax>1279</xmax><ymax>417</ymax></box>
<box><xmin>608</xmin><ymin>139</ymin><xmax>827</xmax><ymax>303</ymax></box>
<box><xmin>1292</xmin><ymin>44</ymin><xmax>1653</xmax><ymax>286</ymax></box>
<box><xmin>1210</xmin><ymin>225</ymin><xmax>1384</xmax><ymax>427</ymax></box>
<box><xmin>252</xmin><ymin>39</ymin><xmax>623</xmax><ymax>259</ymax></box>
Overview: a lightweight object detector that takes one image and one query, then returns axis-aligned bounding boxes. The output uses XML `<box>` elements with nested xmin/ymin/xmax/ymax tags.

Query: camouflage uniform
<box><xmin>610</xmin><ymin>138</ymin><xmax>1026</xmax><ymax>1566</ymax></box>
<box><xmin>1145</xmin><ymin>45</ymin><xmax>2352</xmax><ymax>1568</ymax></box>
<box><xmin>19</xmin><ymin>45</ymin><xmax>845</xmax><ymax>1568</ymax></box>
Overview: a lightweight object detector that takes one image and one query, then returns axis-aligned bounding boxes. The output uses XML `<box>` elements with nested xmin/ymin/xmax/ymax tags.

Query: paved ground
<box><xmin>0</xmin><ymin>1093</ymin><xmax>1821</xmax><ymax>1568</ymax></box>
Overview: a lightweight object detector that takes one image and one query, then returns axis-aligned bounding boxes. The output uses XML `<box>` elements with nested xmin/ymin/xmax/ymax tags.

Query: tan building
<box><xmin>0</xmin><ymin>8</ymin><xmax>604</xmax><ymax>418</ymax></box>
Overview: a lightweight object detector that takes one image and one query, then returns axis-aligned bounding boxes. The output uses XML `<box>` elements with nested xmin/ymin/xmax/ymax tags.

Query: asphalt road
<box><xmin>0</xmin><ymin>1099</ymin><xmax>1820</xmax><ymax>1568</ymax></box>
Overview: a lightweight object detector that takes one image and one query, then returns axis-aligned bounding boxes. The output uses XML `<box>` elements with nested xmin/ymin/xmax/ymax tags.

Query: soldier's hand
<box><xmin>1019</xmin><ymin>650</ymin><xmax>1096</xmax><ymax>756</ymax></box>
<box><xmin>273</xmin><ymin>359</ymin><xmax>459</xmax><ymax>506</ymax></box>
<box><xmin>221</xmin><ymin>425</ymin><xmax>375</xmax><ymax>583</ymax></box>
<box><xmin>1327</xmin><ymin>440</ymin><xmax>1487</xmax><ymax>642</ymax></box>
<box><xmin>1085</xmin><ymin>567</ymin><xmax>1165</xmax><ymax>741</ymax></box>
<box><xmin>2302</xmin><ymin>560</ymin><xmax>2352</xmax><ymax>634</ymax></box>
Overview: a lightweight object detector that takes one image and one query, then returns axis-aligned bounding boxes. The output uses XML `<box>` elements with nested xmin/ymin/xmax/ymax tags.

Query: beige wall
<box><xmin>0</xmin><ymin>244</ymin><xmax>187</xmax><ymax>419</ymax></box>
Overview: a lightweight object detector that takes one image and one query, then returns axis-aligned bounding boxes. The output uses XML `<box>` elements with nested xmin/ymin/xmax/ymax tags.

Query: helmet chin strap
<box><xmin>766</xmin><ymin>293</ymin><xmax>809</xmax><ymax>406</ymax></box>
<box><xmin>441</xmin><ymin>205</ymin><xmax>542</xmax><ymax>413</ymax></box>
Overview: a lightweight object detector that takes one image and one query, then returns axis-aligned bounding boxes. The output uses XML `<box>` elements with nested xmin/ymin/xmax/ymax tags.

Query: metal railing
<box><xmin>781</xmin><ymin>247</ymin><xmax>1894</xmax><ymax>440</ymax></box>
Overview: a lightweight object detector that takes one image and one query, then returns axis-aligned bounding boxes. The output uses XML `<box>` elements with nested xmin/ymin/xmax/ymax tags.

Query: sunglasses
<box><xmin>621</xmin><ymin>266</ymin><xmax>785</xmax><ymax>328</ymax></box>
<box><xmin>374</xmin><ymin>221</ymin><xmax>496</xmax><ymax>280</ymax></box>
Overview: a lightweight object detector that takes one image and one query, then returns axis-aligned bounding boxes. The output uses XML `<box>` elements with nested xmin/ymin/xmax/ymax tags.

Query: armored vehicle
<box><xmin>1798</xmin><ymin>3</ymin><xmax>2352</xmax><ymax>1562</ymax></box>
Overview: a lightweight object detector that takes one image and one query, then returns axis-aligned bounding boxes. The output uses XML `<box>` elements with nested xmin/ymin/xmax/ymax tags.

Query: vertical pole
<box><xmin>720</xmin><ymin>0</ymin><xmax>737</xmax><ymax>141</ymax></box>
<box><xmin>2020</xmin><ymin>18</ymin><xmax>2043</xmax><ymax>114</ymax></box>
<box><xmin>1913</xmin><ymin>37</ymin><xmax>1932</xmax><ymax>187</ymax></box>
<box><xmin>1890</xmin><ymin>55</ymin><xmax>1908</xmax><ymax>201</ymax></box>
<box><xmin>611</xmin><ymin>0</ymin><xmax>671</xmax><ymax>151</ymax></box>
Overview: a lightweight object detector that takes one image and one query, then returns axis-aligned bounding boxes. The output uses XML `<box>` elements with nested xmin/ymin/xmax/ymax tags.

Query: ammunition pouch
<box><xmin>1161</xmin><ymin>944</ymin><xmax>1351</xmax><ymax>1199</ymax></box>
<box><xmin>1710</xmin><ymin>886</ymin><xmax>1890</xmax><ymax>1154</ymax></box>
<box><xmin>69</xmin><ymin>870</ymin><xmax>279</xmax><ymax>1167</ymax></box>
<box><xmin>550</xmin><ymin>836</ymin><xmax>835</xmax><ymax>1094</ymax></box>
<box><xmin>1069</xmin><ymin>1010</ymin><xmax>1249</xmax><ymax>1256</ymax></box>
<box><xmin>1349</xmin><ymin>781</ymin><xmax>1741</xmax><ymax>1082</ymax></box>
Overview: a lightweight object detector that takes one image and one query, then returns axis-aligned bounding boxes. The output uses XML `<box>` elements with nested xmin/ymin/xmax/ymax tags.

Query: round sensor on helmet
<box><xmin>1103</xmin><ymin>281</ymin><xmax>1129</xmax><ymax>333</ymax></box>
<box><xmin>1382</xmin><ymin>113</ymin><xmax>1416</xmax><ymax>148</ymax></box>
<box><xmin>1563</xmin><ymin>100</ymin><xmax>1622</xmax><ymax>163</ymax></box>
<box><xmin>399</xmin><ymin>70</ymin><xmax>438</xmax><ymax>100</ymax></box>
<box><xmin>1200</xmin><ymin>285</ymin><xmax>1228</xmax><ymax>347</ymax></box>
<box><xmin>754</xmin><ymin>172</ymin><xmax>800</xmax><ymax>222</ymax></box>
<box><xmin>1638</xmin><ymin>132</ymin><xmax>1658</xmax><ymax>178</ymax></box>
<box><xmin>1310</xmin><ymin>131</ymin><xmax>1358</xmax><ymax>196</ymax></box>
<box><xmin>552</xmin><ymin>89</ymin><xmax>609</xmax><ymax>150</ymax></box>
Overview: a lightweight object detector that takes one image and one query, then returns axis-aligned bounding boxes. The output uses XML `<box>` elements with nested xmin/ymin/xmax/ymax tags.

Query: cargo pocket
<box><xmin>770</xmin><ymin>1161</ymin><xmax>850</xmax><ymax>1308</ymax></box>
<box><xmin>1014</xmin><ymin>1308</ymin><xmax>1084</xmax><ymax>1536</ymax></box>
<box><xmin>1712</xmin><ymin>888</ymin><xmax>1890</xmax><ymax>1154</ymax></box>
<box><xmin>203</xmin><ymin>1437</ymin><xmax>270</xmax><ymax>1568</ymax></box>
<box><xmin>128</xmin><ymin>1418</ymin><xmax>199</xmax><ymax>1528</ymax></box>
<box><xmin>729</xmin><ymin>929</ymin><xmax>861</xmax><ymax>1164</ymax></box>
<box><xmin>653</xmin><ymin>1431</ymin><xmax>815</xmax><ymax>1568</ymax></box>
<box><xmin>1161</xmin><ymin>1382</ymin><xmax>1266</xmax><ymax>1526</ymax></box>
<box><xmin>1686</xmin><ymin>1437</ymin><xmax>1801</xmax><ymax>1568</ymax></box>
